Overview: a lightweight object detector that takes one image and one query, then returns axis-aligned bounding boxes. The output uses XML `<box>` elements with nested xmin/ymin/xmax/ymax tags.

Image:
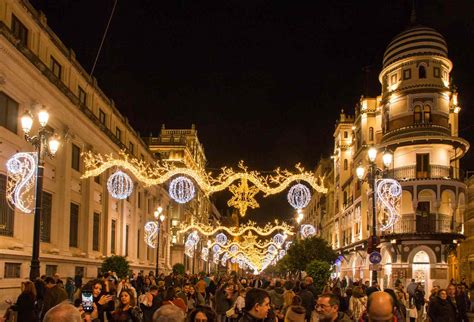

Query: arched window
<box><xmin>423</xmin><ymin>105</ymin><xmax>431</xmax><ymax>123</ymax></box>
<box><xmin>418</xmin><ymin>66</ymin><xmax>427</xmax><ymax>79</ymax></box>
<box><xmin>369</xmin><ymin>127</ymin><xmax>374</xmax><ymax>141</ymax></box>
<box><xmin>343</xmin><ymin>159</ymin><xmax>348</xmax><ymax>170</ymax></box>
<box><xmin>414</xmin><ymin>105</ymin><xmax>422</xmax><ymax>123</ymax></box>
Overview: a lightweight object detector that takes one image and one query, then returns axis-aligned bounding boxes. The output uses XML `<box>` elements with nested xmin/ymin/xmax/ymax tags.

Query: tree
<box><xmin>173</xmin><ymin>263</ymin><xmax>185</xmax><ymax>275</ymax></box>
<box><xmin>277</xmin><ymin>236</ymin><xmax>337</xmax><ymax>274</ymax></box>
<box><xmin>305</xmin><ymin>260</ymin><xmax>332</xmax><ymax>295</ymax></box>
<box><xmin>101</xmin><ymin>255</ymin><xmax>130</xmax><ymax>278</ymax></box>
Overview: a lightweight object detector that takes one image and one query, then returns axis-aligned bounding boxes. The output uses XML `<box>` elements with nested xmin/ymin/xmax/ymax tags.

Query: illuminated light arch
<box><xmin>177</xmin><ymin>220</ymin><xmax>294</xmax><ymax>237</ymax></box>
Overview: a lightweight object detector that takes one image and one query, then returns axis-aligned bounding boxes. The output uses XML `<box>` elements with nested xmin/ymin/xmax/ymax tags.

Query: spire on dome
<box><xmin>410</xmin><ymin>0</ymin><xmax>417</xmax><ymax>24</ymax></box>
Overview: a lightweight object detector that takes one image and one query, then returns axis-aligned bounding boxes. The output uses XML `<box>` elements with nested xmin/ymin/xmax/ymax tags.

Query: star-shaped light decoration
<box><xmin>227</xmin><ymin>177</ymin><xmax>259</xmax><ymax>216</ymax></box>
<box><xmin>242</xmin><ymin>231</ymin><xmax>257</xmax><ymax>245</ymax></box>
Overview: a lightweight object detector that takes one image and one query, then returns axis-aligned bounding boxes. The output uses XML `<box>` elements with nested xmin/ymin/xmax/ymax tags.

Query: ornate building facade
<box><xmin>321</xmin><ymin>25</ymin><xmax>469</xmax><ymax>291</ymax></box>
<box><xmin>0</xmin><ymin>0</ymin><xmax>178</xmax><ymax>304</ymax></box>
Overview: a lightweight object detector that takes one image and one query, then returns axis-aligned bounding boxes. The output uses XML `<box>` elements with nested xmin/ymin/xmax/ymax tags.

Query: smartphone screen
<box><xmin>82</xmin><ymin>292</ymin><xmax>94</xmax><ymax>313</ymax></box>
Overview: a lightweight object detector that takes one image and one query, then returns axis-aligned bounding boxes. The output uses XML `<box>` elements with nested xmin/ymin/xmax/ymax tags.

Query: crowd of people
<box><xmin>1</xmin><ymin>270</ymin><xmax>473</xmax><ymax>322</ymax></box>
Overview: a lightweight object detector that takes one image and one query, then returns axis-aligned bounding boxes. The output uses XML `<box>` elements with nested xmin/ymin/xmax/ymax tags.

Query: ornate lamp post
<box><xmin>21</xmin><ymin>108</ymin><xmax>60</xmax><ymax>281</ymax></box>
<box><xmin>153</xmin><ymin>206</ymin><xmax>165</xmax><ymax>277</ymax></box>
<box><xmin>356</xmin><ymin>148</ymin><xmax>392</xmax><ymax>285</ymax></box>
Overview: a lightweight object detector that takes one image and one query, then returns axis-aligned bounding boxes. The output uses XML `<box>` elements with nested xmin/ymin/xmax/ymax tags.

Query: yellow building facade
<box><xmin>322</xmin><ymin>25</ymin><xmax>469</xmax><ymax>291</ymax></box>
<box><xmin>0</xmin><ymin>0</ymin><xmax>176</xmax><ymax>306</ymax></box>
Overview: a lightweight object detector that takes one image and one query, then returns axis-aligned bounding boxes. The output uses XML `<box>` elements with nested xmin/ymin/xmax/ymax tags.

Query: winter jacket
<box><xmin>427</xmin><ymin>297</ymin><xmax>456</xmax><ymax>322</ymax></box>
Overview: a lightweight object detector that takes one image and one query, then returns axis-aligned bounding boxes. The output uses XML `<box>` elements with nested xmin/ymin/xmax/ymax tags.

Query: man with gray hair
<box><xmin>43</xmin><ymin>302</ymin><xmax>82</xmax><ymax>322</ymax></box>
<box><xmin>153</xmin><ymin>304</ymin><xmax>185</xmax><ymax>322</ymax></box>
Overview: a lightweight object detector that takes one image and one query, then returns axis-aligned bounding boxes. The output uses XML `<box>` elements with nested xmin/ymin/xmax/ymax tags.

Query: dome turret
<box><xmin>383</xmin><ymin>25</ymin><xmax>448</xmax><ymax>69</ymax></box>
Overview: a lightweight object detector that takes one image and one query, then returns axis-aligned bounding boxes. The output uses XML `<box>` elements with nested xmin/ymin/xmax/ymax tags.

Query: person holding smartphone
<box><xmin>82</xmin><ymin>280</ymin><xmax>114</xmax><ymax>322</ymax></box>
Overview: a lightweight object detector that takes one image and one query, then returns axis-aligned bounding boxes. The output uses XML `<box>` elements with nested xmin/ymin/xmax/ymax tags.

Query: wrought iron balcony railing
<box><xmin>392</xmin><ymin>164</ymin><xmax>454</xmax><ymax>180</ymax></box>
<box><xmin>381</xmin><ymin>216</ymin><xmax>462</xmax><ymax>235</ymax></box>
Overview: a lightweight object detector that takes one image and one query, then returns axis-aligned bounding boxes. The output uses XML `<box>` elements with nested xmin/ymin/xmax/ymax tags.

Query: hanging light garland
<box><xmin>178</xmin><ymin>220</ymin><xmax>294</xmax><ymax>237</ymax></box>
<box><xmin>107</xmin><ymin>170</ymin><xmax>133</xmax><ymax>199</ymax></box>
<box><xmin>82</xmin><ymin>151</ymin><xmax>327</xmax><ymax>216</ymax></box>
<box><xmin>6</xmin><ymin>152</ymin><xmax>37</xmax><ymax>213</ymax></box>
<box><xmin>287</xmin><ymin>183</ymin><xmax>311</xmax><ymax>210</ymax></box>
<box><xmin>169</xmin><ymin>176</ymin><xmax>196</xmax><ymax>204</ymax></box>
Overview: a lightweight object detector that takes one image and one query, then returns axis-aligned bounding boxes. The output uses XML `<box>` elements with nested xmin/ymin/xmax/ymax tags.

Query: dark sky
<box><xmin>29</xmin><ymin>0</ymin><xmax>474</xmax><ymax>224</ymax></box>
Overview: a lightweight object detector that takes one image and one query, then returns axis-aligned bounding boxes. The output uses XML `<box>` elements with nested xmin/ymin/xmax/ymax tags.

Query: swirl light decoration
<box><xmin>376</xmin><ymin>178</ymin><xmax>402</xmax><ymax>231</ymax></box>
<box><xmin>169</xmin><ymin>176</ymin><xmax>195</xmax><ymax>204</ymax></box>
<box><xmin>6</xmin><ymin>152</ymin><xmax>37</xmax><ymax>213</ymax></box>
<box><xmin>107</xmin><ymin>170</ymin><xmax>133</xmax><ymax>199</ymax></box>
<box><xmin>287</xmin><ymin>184</ymin><xmax>311</xmax><ymax>210</ymax></box>
<box><xmin>184</xmin><ymin>231</ymin><xmax>200</xmax><ymax>258</ymax></box>
<box><xmin>300</xmin><ymin>224</ymin><xmax>316</xmax><ymax>239</ymax></box>
<box><xmin>82</xmin><ymin>151</ymin><xmax>327</xmax><ymax>216</ymax></box>
<box><xmin>144</xmin><ymin>221</ymin><xmax>159</xmax><ymax>248</ymax></box>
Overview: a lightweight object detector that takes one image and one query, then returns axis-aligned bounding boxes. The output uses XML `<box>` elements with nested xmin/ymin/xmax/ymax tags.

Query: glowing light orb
<box><xmin>287</xmin><ymin>184</ymin><xmax>311</xmax><ymax>209</ymax></box>
<box><xmin>273</xmin><ymin>233</ymin><xmax>286</xmax><ymax>247</ymax></box>
<box><xmin>201</xmin><ymin>247</ymin><xmax>209</xmax><ymax>261</ymax></box>
<box><xmin>300</xmin><ymin>224</ymin><xmax>316</xmax><ymax>239</ymax></box>
<box><xmin>215</xmin><ymin>233</ymin><xmax>228</xmax><ymax>245</ymax></box>
<box><xmin>107</xmin><ymin>170</ymin><xmax>133</xmax><ymax>199</ymax></box>
<box><xmin>6</xmin><ymin>152</ymin><xmax>37</xmax><ymax>213</ymax></box>
<box><xmin>169</xmin><ymin>176</ymin><xmax>195</xmax><ymax>204</ymax></box>
<box><xmin>268</xmin><ymin>245</ymin><xmax>277</xmax><ymax>254</ymax></box>
<box><xmin>212</xmin><ymin>244</ymin><xmax>221</xmax><ymax>253</ymax></box>
<box><xmin>230</xmin><ymin>245</ymin><xmax>239</xmax><ymax>254</ymax></box>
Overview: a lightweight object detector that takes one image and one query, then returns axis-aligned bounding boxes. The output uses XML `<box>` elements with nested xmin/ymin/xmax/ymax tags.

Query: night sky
<box><xmin>29</xmin><ymin>0</ymin><xmax>474</xmax><ymax>224</ymax></box>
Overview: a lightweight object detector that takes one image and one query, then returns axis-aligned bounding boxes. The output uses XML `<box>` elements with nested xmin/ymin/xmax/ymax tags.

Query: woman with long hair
<box><xmin>187</xmin><ymin>285</ymin><xmax>205</xmax><ymax>311</ymax></box>
<box><xmin>82</xmin><ymin>279</ymin><xmax>114</xmax><ymax>322</ymax></box>
<box><xmin>16</xmin><ymin>280</ymin><xmax>38</xmax><ymax>322</ymax></box>
<box><xmin>111</xmin><ymin>289</ymin><xmax>143</xmax><ymax>321</ymax></box>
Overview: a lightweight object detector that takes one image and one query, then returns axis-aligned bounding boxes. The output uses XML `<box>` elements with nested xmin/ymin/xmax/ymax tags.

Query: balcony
<box><xmin>392</xmin><ymin>164</ymin><xmax>457</xmax><ymax>180</ymax></box>
<box><xmin>381</xmin><ymin>216</ymin><xmax>463</xmax><ymax>236</ymax></box>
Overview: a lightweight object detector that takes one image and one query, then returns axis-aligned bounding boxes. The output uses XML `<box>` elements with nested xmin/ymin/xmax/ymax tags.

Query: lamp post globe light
<box><xmin>21</xmin><ymin>108</ymin><xmax>60</xmax><ymax>281</ymax></box>
<box><xmin>356</xmin><ymin>147</ymin><xmax>392</xmax><ymax>285</ymax></box>
<box><xmin>153</xmin><ymin>206</ymin><xmax>165</xmax><ymax>277</ymax></box>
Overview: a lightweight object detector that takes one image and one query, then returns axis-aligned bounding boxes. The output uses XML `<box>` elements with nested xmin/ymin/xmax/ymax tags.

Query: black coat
<box><xmin>16</xmin><ymin>293</ymin><xmax>38</xmax><ymax>322</ymax></box>
<box><xmin>428</xmin><ymin>297</ymin><xmax>456</xmax><ymax>322</ymax></box>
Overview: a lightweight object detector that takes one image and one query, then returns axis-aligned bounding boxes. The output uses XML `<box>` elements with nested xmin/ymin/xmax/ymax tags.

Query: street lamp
<box><xmin>356</xmin><ymin>147</ymin><xmax>392</xmax><ymax>286</ymax></box>
<box><xmin>153</xmin><ymin>206</ymin><xmax>166</xmax><ymax>277</ymax></box>
<box><xmin>21</xmin><ymin>108</ymin><xmax>60</xmax><ymax>281</ymax></box>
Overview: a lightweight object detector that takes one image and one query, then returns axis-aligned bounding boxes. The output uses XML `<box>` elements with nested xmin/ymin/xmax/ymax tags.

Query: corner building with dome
<box><xmin>314</xmin><ymin>24</ymin><xmax>469</xmax><ymax>291</ymax></box>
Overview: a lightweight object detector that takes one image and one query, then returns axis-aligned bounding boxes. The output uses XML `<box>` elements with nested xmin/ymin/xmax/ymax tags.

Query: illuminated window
<box><xmin>414</xmin><ymin>105</ymin><xmax>422</xmax><ymax>123</ymax></box>
<box><xmin>391</xmin><ymin>74</ymin><xmax>397</xmax><ymax>84</ymax></box>
<box><xmin>78</xmin><ymin>86</ymin><xmax>87</xmax><ymax>106</ymax></box>
<box><xmin>99</xmin><ymin>109</ymin><xmax>106</xmax><ymax>125</ymax></box>
<box><xmin>403</xmin><ymin>69</ymin><xmax>411</xmax><ymax>80</ymax></box>
<box><xmin>344</xmin><ymin>131</ymin><xmax>348</xmax><ymax>138</ymax></box>
<box><xmin>369</xmin><ymin>127</ymin><xmax>374</xmax><ymax>141</ymax></box>
<box><xmin>0</xmin><ymin>91</ymin><xmax>19</xmax><ymax>134</ymax></box>
<box><xmin>423</xmin><ymin>105</ymin><xmax>431</xmax><ymax>123</ymax></box>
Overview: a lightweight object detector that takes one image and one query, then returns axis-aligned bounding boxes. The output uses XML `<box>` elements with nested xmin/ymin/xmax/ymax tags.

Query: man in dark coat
<box><xmin>41</xmin><ymin>277</ymin><xmax>68</xmax><ymax>319</ymax></box>
<box><xmin>299</xmin><ymin>283</ymin><xmax>315</xmax><ymax>322</ymax></box>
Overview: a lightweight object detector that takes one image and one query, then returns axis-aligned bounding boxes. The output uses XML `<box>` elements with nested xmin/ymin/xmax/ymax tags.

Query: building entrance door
<box><xmin>412</xmin><ymin>250</ymin><xmax>430</xmax><ymax>294</ymax></box>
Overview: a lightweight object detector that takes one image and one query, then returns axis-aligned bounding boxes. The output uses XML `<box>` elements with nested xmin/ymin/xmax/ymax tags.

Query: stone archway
<box><xmin>408</xmin><ymin>247</ymin><xmax>435</xmax><ymax>294</ymax></box>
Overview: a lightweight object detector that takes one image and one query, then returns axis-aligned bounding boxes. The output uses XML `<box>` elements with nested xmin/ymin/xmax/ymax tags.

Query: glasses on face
<box><xmin>315</xmin><ymin>304</ymin><xmax>332</xmax><ymax>309</ymax></box>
